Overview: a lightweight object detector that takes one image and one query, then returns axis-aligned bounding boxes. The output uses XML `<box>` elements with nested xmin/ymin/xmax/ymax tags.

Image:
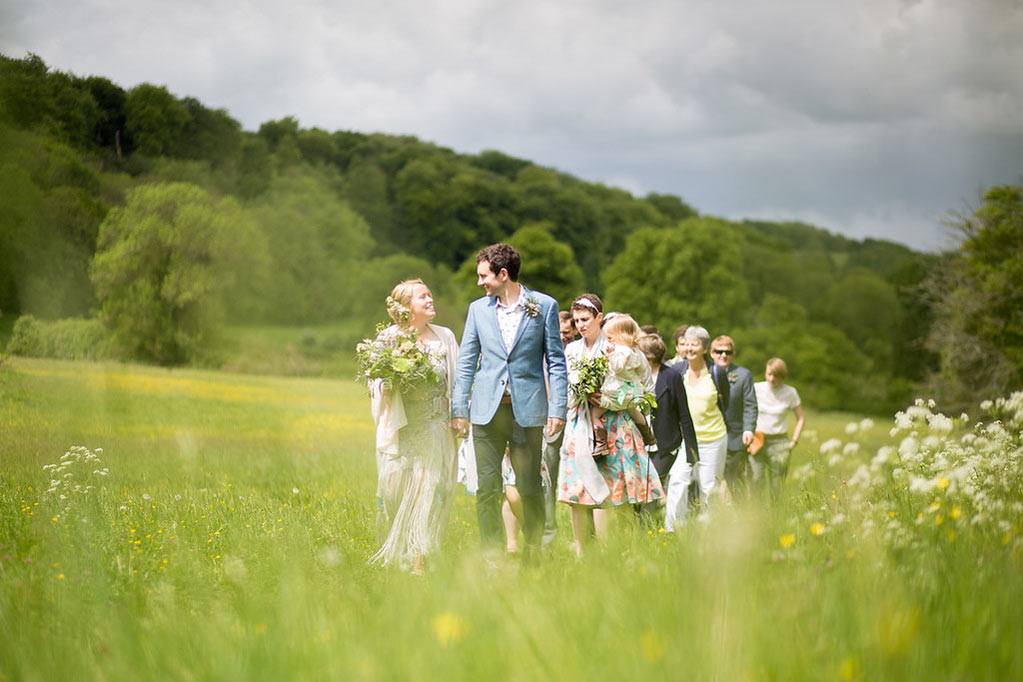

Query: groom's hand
<box><xmin>546</xmin><ymin>417</ymin><xmax>565</xmax><ymax>437</ymax></box>
<box><xmin>450</xmin><ymin>418</ymin><xmax>469</xmax><ymax>438</ymax></box>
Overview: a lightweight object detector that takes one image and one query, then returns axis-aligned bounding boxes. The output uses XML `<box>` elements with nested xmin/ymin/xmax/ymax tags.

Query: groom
<box><xmin>451</xmin><ymin>243</ymin><xmax>568</xmax><ymax>553</ymax></box>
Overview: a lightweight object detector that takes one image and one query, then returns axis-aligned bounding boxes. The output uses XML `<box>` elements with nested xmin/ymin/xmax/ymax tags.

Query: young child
<box><xmin>591</xmin><ymin>314</ymin><xmax>656</xmax><ymax>455</ymax></box>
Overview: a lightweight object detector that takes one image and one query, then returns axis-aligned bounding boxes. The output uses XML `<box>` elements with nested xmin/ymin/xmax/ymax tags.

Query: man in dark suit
<box><xmin>711</xmin><ymin>335</ymin><xmax>758</xmax><ymax>500</ymax></box>
<box><xmin>637</xmin><ymin>334</ymin><xmax>699</xmax><ymax>488</ymax></box>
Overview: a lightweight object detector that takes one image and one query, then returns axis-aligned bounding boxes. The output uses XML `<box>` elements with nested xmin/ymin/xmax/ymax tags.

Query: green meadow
<box><xmin>1</xmin><ymin>357</ymin><xmax>1020</xmax><ymax>680</ymax></box>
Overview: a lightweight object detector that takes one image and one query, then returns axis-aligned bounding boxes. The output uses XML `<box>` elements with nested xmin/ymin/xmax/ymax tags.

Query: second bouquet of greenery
<box><xmin>570</xmin><ymin>354</ymin><xmax>609</xmax><ymax>404</ymax></box>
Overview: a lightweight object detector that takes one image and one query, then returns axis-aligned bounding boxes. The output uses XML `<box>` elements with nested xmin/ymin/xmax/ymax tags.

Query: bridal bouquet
<box><xmin>570</xmin><ymin>354</ymin><xmax>609</xmax><ymax>403</ymax></box>
<box><xmin>356</xmin><ymin>325</ymin><xmax>440</xmax><ymax>393</ymax></box>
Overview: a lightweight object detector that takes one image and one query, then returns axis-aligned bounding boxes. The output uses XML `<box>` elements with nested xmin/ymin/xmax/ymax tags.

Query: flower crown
<box><xmin>385</xmin><ymin>295</ymin><xmax>412</xmax><ymax>325</ymax></box>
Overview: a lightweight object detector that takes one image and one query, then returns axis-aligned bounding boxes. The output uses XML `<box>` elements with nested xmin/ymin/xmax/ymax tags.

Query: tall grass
<box><xmin>1</xmin><ymin>357</ymin><xmax>1019</xmax><ymax>680</ymax></box>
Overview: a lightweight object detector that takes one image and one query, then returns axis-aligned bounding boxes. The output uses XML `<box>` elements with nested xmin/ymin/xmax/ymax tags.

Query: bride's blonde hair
<box><xmin>603</xmin><ymin>314</ymin><xmax>641</xmax><ymax>348</ymax></box>
<box><xmin>386</xmin><ymin>278</ymin><xmax>426</xmax><ymax>326</ymax></box>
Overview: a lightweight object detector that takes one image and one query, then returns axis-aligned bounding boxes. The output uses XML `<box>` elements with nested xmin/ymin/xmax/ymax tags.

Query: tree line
<box><xmin>1</xmin><ymin>52</ymin><xmax>1019</xmax><ymax>414</ymax></box>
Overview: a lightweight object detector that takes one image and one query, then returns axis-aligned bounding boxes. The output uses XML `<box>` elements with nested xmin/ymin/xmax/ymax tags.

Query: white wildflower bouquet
<box><xmin>356</xmin><ymin>324</ymin><xmax>440</xmax><ymax>394</ymax></box>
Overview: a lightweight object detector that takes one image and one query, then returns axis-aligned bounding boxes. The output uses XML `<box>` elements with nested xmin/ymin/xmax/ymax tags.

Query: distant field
<box><xmin>1</xmin><ymin>357</ymin><xmax>1019</xmax><ymax>680</ymax></box>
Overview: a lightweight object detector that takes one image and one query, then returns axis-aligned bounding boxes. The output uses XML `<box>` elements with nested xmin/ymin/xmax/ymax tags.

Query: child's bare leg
<box><xmin>502</xmin><ymin>485</ymin><xmax>523</xmax><ymax>553</ymax></box>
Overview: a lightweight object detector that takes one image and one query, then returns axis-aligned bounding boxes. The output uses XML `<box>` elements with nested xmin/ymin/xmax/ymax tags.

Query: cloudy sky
<box><xmin>3</xmin><ymin>0</ymin><xmax>1021</xmax><ymax>251</ymax></box>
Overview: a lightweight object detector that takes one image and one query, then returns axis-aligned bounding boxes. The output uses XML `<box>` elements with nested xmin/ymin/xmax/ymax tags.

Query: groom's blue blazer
<box><xmin>452</xmin><ymin>285</ymin><xmax>568</xmax><ymax>428</ymax></box>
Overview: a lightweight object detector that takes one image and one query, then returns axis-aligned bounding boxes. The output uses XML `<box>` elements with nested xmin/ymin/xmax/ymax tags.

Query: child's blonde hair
<box><xmin>603</xmin><ymin>314</ymin><xmax>641</xmax><ymax>348</ymax></box>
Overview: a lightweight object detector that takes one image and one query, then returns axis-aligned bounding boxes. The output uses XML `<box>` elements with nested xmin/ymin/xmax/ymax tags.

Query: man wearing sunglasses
<box><xmin>710</xmin><ymin>335</ymin><xmax>758</xmax><ymax>500</ymax></box>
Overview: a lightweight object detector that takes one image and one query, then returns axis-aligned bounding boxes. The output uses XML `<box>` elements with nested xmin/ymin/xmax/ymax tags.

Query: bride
<box><xmin>368</xmin><ymin>279</ymin><xmax>459</xmax><ymax>574</ymax></box>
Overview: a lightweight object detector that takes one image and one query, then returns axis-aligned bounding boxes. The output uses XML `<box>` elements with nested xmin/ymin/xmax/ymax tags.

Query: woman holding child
<box><xmin>557</xmin><ymin>294</ymin><xmax>664</xmax><ymax>556</ymax></box>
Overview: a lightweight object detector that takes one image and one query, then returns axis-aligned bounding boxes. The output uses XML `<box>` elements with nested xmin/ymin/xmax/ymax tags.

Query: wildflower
<box><xmin>810</xmin><ymin>522</ymin><xmax>827</xmax><ymax>536</ymax></box>
<box><xmin>779</xmin><ymin>533</ymin><xmax>796</xmax><ymax>549</ymax></box>
<box><xmin>820</xmin><ymin>438</ymin><xmax>842</xmax><ymax>455</ymax></box>
<box><xmin>792</xmin><ymin>463</ymin><xmax>815</xmax><ymax>482</ymax></box>
<box><xmin>431</xmin><ymin>612</ymin><xmax>468</xmax><ymax>646</ymax></box>
<box><xmin>839</xmin><ymin>657</ymin><xmax>859</xmax><ymax>681</ymax></box>
<box><xmin>317</xmin><ymin>546</ymin><xmax>342</xmax><ymax>568</ymax></box>
<box><xmin>935</xmin><ymin>477</ymin><xmax>950</xmax><ymax>491</ymax></box>
<box><xmin>844</xmin><ymin>422</ymin><xmax>859</xmax><ymax>435</ymax></box>
<box><xmin>949</xmin><ymin>506</ymin><xmax>962</xmax><ymax>520</ymax></box>
<box><xmin>292</xmin><ymin>487</ymin><xmax>300</xmax><ymax>495</ymax></box>
<box><xmin>142</xmin><ymin>493</ymin><xmax>152</xmax><ymax>501</ymax></box>
<box><xmin>640</xmin><ymin>628</ymin><xmax>665</xmax><ymax>662</ymax></box>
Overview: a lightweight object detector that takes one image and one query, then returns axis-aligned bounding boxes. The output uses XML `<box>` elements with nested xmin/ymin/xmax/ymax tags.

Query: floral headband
<box><xmin>573</xmin><ymin>297</ymin><xmax>599</xmax><ymax>312</ymax></box>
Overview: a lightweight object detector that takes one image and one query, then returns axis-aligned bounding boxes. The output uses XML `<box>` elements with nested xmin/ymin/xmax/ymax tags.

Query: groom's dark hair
<box><xmin>477</xmin><ymin>243</ymin><xmax>521</xmax><ymax>281</ymax></box>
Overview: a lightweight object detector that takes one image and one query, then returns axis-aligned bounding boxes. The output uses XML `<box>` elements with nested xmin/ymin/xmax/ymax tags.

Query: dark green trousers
<box><xmin>473</xmin><ymin>403</ymin><xmax>544</xmax><ymax>549</ymax></box>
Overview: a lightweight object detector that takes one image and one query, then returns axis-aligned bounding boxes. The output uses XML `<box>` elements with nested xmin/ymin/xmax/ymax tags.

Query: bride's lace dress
<box><xmin>371</xmin><ymin>338</ymin><xmax>455</xmax><ymax>570</ymax></box>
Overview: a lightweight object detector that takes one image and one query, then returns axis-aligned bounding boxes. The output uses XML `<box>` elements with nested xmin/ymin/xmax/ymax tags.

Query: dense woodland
<box><xmin>1</xmin><ymin>53</ymin><xmax>1020</xmax><ymax>414</ymax></box>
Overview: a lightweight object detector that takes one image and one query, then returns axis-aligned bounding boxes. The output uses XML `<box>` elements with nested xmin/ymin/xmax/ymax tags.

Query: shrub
<box><xmin>6</xmin><ymin>315</ymin><xmax>111</xmax><ymax>360</ymax></box>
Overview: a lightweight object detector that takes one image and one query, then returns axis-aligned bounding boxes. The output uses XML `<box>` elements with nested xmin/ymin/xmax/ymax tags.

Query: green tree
<box><xmin>0</xmin><ymin>53</ymin><xmax>51</xmax><ymax>128</ymax></box>
<box><xmin>926</xmin><ymin>185</ymin><xmax>1023</xmax><ymax>408</ymax></box>
<box><xmin>247</xmin><ymin>170</ymin><xmax>373</xmax><ymax>324</ymax></box>
<box><xmin>602</xmin><ymin>217</ymin><xmax>751</xmax><ymax>335</ymax></box>
<box><xmin>392</xmin><ymin>155</ymin><xmax>516</xmax><ymax>267</ymax></box>
<box><xmin>351</xmin><ymin>253</ymin><xmax>459</xmax><ymax>331</ymax></box>
<box><xmin>342</xmin><ymin>158</ymin><xmax>394</xmax><ymax>246</ymax></box>
<box><xmin>179</xmin><ymin>98</ymin><xmax>242</xmax><ymax>165</ymax></box>
<box><xmin>90</xmin><ymin>182</ymin><xmax>266</xmax><ymax>364</ymax></box>
<box><xmin>644</xmin><ymin>192</ymin><xmax>697</xmax><ymax>223</ymax></box>
<box><xmin>508</xmin><ymin>222</ymin><xmax>584</xmax><ymax>306</ymax></box>
<box><xmin>124</xmin><ymin>84</ymin><xmax>190</xmax><ymax>156</ymax></box>
<box><xmin>452</xmin><ymin>222</ymin><xmax>585</xmax><ymax>310</ymax></box>
<box><xmin>732</xmin><ymin>295</ymin><xmax>898</xmax><ymax>413</ymax></box>
<box><xmin>84</xmin><ymin>76</ymin><xmax>127</xmax><ymax>153</ymax></box>
<box><xmin>820</xmin><ymin>268</ymin><xmax>902</xmax><ymax>373</ymax></box>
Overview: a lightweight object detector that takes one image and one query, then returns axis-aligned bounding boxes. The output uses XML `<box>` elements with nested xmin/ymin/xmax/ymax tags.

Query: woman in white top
<box><xmin>751</xmin><ymin>357</ymin><xmax>806</xmax><ymax>499</ymax></box>
<box><xmin>367</xmin><ymin>279</ymin><xmax>459</xmax><ymax>574</ymax></box>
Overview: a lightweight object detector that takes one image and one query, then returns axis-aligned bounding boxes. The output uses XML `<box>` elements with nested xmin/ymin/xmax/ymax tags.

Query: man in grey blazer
<box><xmin>711</xmin><ymin>335</ymin><xmax>758</xmax><ymax>499</ymax></box>
<box><xmin>451</xmin><ymin>244</ymin><xmax>568</xmax><ymax>553</ymax></box>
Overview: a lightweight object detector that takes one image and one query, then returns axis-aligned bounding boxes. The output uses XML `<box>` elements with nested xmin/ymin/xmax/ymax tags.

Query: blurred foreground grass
<box><xmin>1</xmin><ymin>357</ymin><xmax>1019</xmax><ymax>680</ymax></box>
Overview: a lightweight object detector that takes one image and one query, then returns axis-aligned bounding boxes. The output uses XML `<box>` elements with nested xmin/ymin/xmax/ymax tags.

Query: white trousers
<box><xmin>664</xmin><ymin>435</ymin><xmax>728</xmax><ymax>531</ymax></box>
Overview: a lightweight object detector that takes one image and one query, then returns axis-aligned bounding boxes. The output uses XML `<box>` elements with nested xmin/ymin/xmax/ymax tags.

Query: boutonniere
<box><xmin>728</xmin><ymin>370</ymin><xmax>739</xmax><ymax>383</ymax></box>
<box><xmin>523</xmin><ymin>295</ymin><xmax>541</xmax><ymax>318</ymax></box>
